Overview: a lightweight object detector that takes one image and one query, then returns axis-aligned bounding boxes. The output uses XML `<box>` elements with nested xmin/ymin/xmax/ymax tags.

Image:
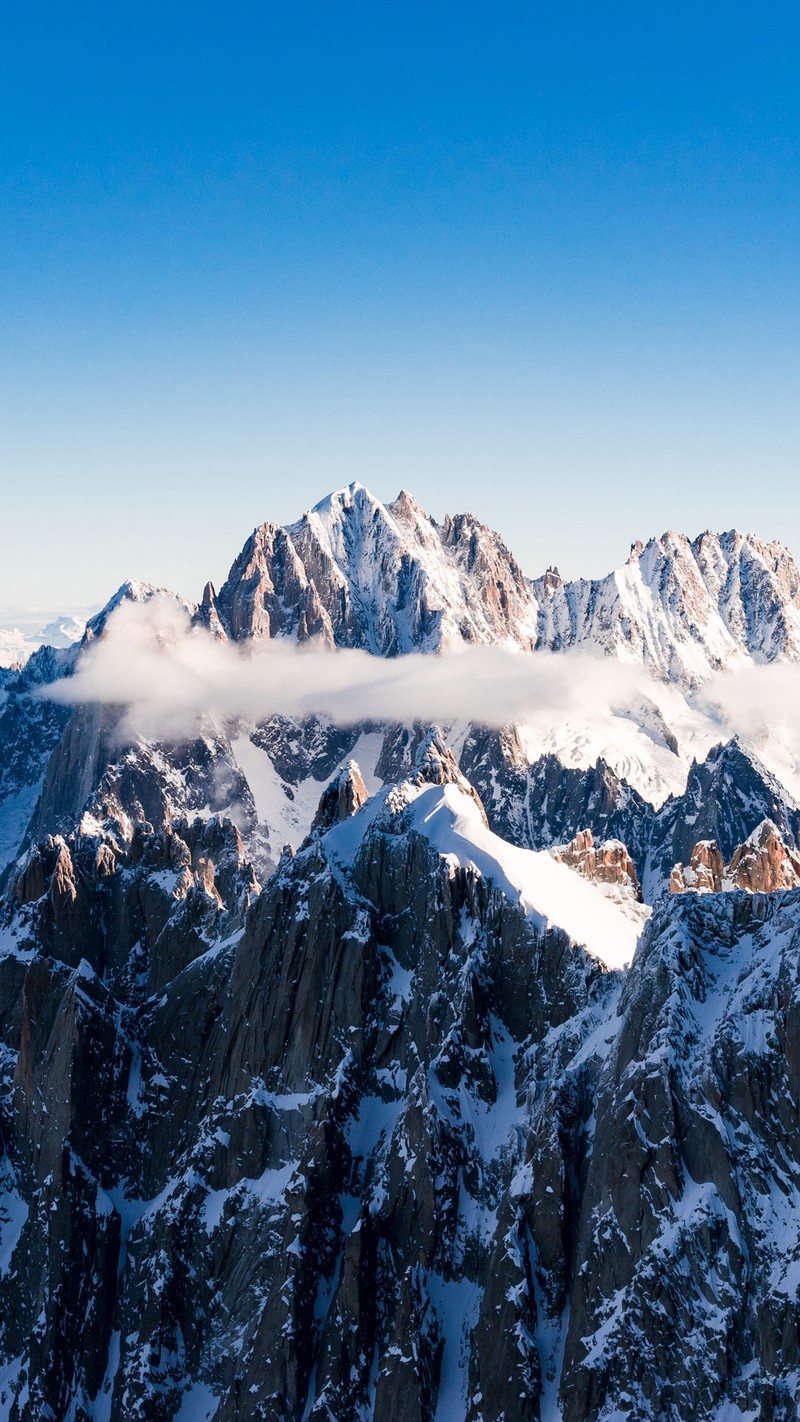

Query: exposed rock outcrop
<box><xmin>728</xmin><ymin>818</ymin><xmax>800</xmax><ymax>891</ymax></box>
<box><xmin>551</xmin><ymin>827</ymin><xmax>641</xmax><ymax>899</ymax></box>
<box><xmin>670</xmin><ymin>838</ymin><xmax>725</xmax><ymax>893</ymax></box>
<box><xmin>671</xmin><ymin>817</ymin><xmax>800</xmax><ymax>896</ymax></box>
<box><xmin>6</xmin><ymin>812</ymin><xmax>258</xmax><ymax>993</ymax></box>
<box><xmin>310</xmin><ymin>760</ymin><xmax>369</xmax><ymax>833</ymax></box>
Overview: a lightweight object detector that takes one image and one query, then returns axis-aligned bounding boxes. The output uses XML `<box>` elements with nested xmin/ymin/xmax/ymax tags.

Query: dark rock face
<box><xmin>0</xmin><ymin>584</ymin><xmax>270</xmax><ymax>882</ymax></box>
<box><xmin>458</xmin><ymin>741</ymin><xmax>649</xmax><ymax>861</ymax></box>
<box><xmin>2</xmin><ymin>753</ymin><xmax>800</xmax><ymax>1419</ymax></box>
<box><xmin>0</xmin><ymin>775</ymin><xmax>611</xmax><ymax>1420</ymax></box>
<box><xmin>0</xmin><ymin>645</ymin><xmax>74</xmax><ymax>881</ymax></box>
<box><xmin>35</xmin><ymin>708</ymin><xmax>256</xmax><ymax>846</ymax></box>
<box><xmin>560</xmin><ymin>890</ymin><xmax>800</xmax><ymax>1420</ymax></box>
<box><xmin>249</xmin><ymin>714</ymin><xmax>362</xmax><ymax>785</ymax></box>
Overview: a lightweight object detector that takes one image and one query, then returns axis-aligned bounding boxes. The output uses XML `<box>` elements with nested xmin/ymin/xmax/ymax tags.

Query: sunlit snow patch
<box><xmin>326</xmin><ymin>780</ymin><xmax>646</xmax><ymax>970</ymax></box>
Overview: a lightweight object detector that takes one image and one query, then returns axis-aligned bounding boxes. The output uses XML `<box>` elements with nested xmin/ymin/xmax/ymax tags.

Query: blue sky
<box><xmin>1</xmin><ymin>2</ymin><xmax>799</xmax><ymax>611</ymax></box>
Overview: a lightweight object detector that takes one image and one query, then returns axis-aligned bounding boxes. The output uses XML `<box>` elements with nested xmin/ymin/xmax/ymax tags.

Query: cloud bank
<box><xmin>40</xmin><ymin>597</ymin><xmax>800</xmax><ymax>801</ymax></box>
<box><xmin>42</xmin><ymin>596</ymin><xmax>648</xmax><ymax>740</ymax></box>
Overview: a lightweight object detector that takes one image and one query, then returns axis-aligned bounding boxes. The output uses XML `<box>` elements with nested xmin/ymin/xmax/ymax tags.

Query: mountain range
<box><xmin>2</xmin><ymin>483</ymin><xmax>800</xmax><ymax>1420</ymax></box>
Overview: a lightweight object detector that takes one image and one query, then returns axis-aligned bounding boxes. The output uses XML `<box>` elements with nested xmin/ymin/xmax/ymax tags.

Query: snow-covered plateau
<box><xmin>2</xmin><ymin>484</ymin><xmax>800</xmax><ymax>1420</ymax></box>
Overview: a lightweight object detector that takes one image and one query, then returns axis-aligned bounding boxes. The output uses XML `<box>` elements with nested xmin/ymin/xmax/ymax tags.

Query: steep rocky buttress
<box><xmin>1</xmin><ymin>737</ymin><xmax>800</xmax><ymax>1420</ymax></box>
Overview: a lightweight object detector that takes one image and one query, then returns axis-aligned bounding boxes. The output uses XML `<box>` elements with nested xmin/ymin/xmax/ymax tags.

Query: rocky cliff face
<box><xmin>727</xmin><ymin>820</ymin><xmax>800</xmax><ymax>891</ymax></box>
<box><xmin>557</xmin><ymin>886</ymin><xmax>800</xmax><ymax>1420</ymax></box>
<box><xmin>212</xmin><ymin>483</ymin><xmax>541</xmax><ymax>654</ymax></box>
<box><xmin>638</xmin><ymin>739</ymin><xmax>800</xmax><ymax>899</ymax></box>
<box><xmin>0</xmin><ymin>645</ymin><xmax>74</xmax><ymax>884</ymax></box>
<box><xmin>670</xmin><ymin>838</ymin><xmax>726</xmax><ymax>893</ymax></box>
<box><xmin>1</xmin><ymin>741</ymin><xmax>800</xmax><ymax>1420</ymax></box>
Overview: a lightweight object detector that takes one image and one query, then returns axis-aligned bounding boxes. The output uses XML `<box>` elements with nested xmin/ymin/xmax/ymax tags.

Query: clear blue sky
<box><xmin>1</xmin><ymin>2</ymin><xmax>799</xmax><ymax>610</ymax></box>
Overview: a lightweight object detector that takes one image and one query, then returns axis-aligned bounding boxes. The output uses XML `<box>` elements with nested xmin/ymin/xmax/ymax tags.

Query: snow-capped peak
<box><xmin>211</xmin><ymin>485</ymin><xmax>800</xmax><ymax>688</ymax></box>
<box><xmin>83</xmin><ymin>580</ymin><xmax>195</xmax><ymax>644</ymax></box>
<box><xmin>215</xmin><ymin>483</ymin><xmax>541</xmax><ymax>654</ymax></box>
<box><xmin>534</xmin><ymin>525</ymin><xmax>800</xmax><ymax>684</ymax></box>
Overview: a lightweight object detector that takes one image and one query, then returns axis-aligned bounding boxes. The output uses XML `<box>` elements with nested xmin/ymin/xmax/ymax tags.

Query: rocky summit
<box><xmin>3</xmin><ymin>485</ymin><xmax>800</xmax><ymax>1421</ymax></box>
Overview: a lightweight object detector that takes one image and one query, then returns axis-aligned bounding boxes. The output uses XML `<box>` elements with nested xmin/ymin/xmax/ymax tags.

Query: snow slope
<box><xmin>326</xmin><ymin>776</ymin><xmax>646</xmax><ymax>969</ymax></box>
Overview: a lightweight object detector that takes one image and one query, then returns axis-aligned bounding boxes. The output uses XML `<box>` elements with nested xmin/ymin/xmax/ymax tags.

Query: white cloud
<box><xmin>39</xmin><ymin>596</ymin><xmax>800</xmax><ymax>811</ymax></box>
<box><xmin>698</xmin><ymin>662</ymin><xmax>800</xmax><ymax>743</ymax></box>
<box><xmin>42</xmin><ymin>595</ymin><xmax>646</xmax><ymax>740</ymax></box>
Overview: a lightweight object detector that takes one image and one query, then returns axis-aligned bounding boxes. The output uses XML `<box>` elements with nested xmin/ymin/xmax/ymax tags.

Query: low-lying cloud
<box><xmin>40</xmin><ymin>596</ymin><xmax>800</xmax><ymax>784</ymax></box>
<box><xmin>42</xmin><ymin>596</ymin><xmax>648</xmax><ymax>740</ymax></box>
<box><xmin>698</xmin><ymin>661</ymin><xmax>800</xmax><ymax>744</ymax></box>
